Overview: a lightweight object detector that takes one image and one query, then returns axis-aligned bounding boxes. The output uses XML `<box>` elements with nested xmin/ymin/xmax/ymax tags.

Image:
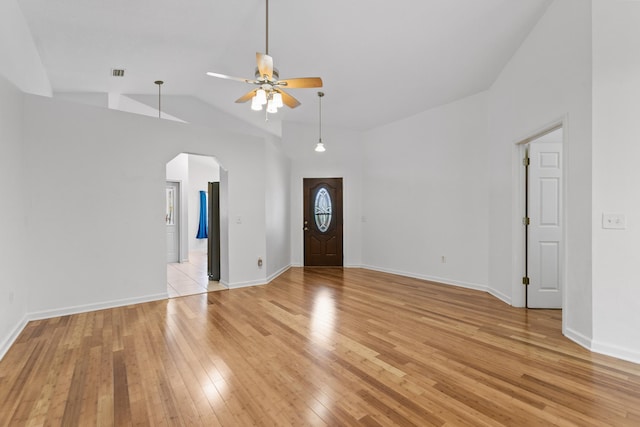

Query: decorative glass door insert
<box><xmin>314</xmin><ymin>187</ymin><xmax>332</xmax><ymax>232</ymax></box>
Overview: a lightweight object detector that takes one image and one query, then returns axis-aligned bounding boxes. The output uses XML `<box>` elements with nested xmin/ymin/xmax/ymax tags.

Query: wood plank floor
<box><xmin>1</xmin><ymin>268</ymin><xmax>639</xmax><ymax>426</ymax></box>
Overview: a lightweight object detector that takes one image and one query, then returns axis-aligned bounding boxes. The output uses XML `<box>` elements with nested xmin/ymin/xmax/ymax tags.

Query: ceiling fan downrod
<box><xmin>265</xmin><ymin>0</ymin><xmax>269</xmax><ymax>55</ymax></box>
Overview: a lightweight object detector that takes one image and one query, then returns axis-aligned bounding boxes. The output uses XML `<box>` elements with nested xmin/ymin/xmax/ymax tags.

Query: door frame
<box><xmin>303</xmin><ymin>177</ymin><xmax>344</xmax><ymax>266</ymax></box>
<box><xmin>513</xmin><ymin>118</ymin><xmax>568</xmax><ymax>318</ymax></box>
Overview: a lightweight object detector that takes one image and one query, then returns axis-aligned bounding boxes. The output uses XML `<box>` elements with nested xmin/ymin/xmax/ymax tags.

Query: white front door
<box><xmin>166</xmin><ymin>181</ymin><xmax>180</xmax><ymax>263</ymax></box>
<box><xmin>527</xmin><ymin>141</ymin><xmax>563</xmax><ymax>308</ymax></box>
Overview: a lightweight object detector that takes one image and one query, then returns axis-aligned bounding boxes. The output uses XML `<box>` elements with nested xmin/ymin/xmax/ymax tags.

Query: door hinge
<box><xmin>523</xmin><ymin>157</ymin><xmax>530</xmax><ymax>166</ymax></box>
<box><xmin>522</xmin><ymin>217</ymin><xmax>530</xmax><ymax>226</ymax></box>
<box><xmin>522</xmin><ymin>276</ymin><xmax>530</xmax><ymax>285</ymax></box>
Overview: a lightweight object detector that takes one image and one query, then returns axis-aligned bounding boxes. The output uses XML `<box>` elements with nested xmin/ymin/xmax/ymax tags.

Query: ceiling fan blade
<box><xmin>275</xmin><ymin>89</ymin><xmax>301</xmax><ymax>108</ymax></box>
<box><xmin>256</xmin><ymin>52</ymin><xmax>273</xmax><ymax>79</ymax></box>
<box><xmin>235</xmin><ymin>89</ymin><xmax>257</xmax><ymax>103</ymax></box>
<box><xmin>206</xmin><ymin>72</ymin><xmax>251</xmax><ymax>83</ymax></box>
<box><xmin>278</xmin><ymin>77</ymin><xmax>323</xmax><ymax>88</ymax></box>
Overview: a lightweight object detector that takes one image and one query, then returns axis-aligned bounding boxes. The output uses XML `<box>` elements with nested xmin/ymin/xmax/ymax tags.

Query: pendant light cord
<box><xmin>154</xmin><ymin>80</ymin><xmax>164</xmax><ymax>119</ymax></box>
<box><xmin>318</xmin><ymin>92</ymin><xmax>324</xmax><ymax>142</ymax></box>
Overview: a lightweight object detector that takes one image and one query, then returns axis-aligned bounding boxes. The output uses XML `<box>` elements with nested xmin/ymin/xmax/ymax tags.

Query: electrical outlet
<box><xmin>9</xmin><ymin>291</ymin><xmax>14</xmax><ymax>303</ymax></box>
<box><xmin>602</xmin><ymin>213</ymin><xmax>626</xmax><ymax>230</ymax></box>
<box><xmin>441</xmin><ymin>256</ymin><xmax>446</xmax><ymax>263</ymax></box>
<box><xmin>257</xmin><ymin>257</ymin><xmax>263</xmax><ymax>267</ymax></box>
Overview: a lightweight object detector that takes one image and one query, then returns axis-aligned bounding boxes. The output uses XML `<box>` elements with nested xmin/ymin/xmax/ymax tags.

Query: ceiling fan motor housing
<box><xmin>255</xmin><ymin>67</ymin><xmax>279</xmax><ymax>81</ymax></box>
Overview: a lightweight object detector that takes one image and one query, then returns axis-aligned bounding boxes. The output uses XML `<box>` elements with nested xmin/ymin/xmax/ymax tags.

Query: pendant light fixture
<box><xmin>154</xmin><ymin>80</ymin><xmax>164</xmax><ymax>119</ymax></box>
<box><xmin>315</xmin><ymin>92</ymin><xmax>326</xmax><ymax>152</ymax></box>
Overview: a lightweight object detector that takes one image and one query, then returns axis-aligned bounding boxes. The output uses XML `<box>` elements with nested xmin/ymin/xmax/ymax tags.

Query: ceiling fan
<box><xmin>206</xmin><ymin>0</ymin><xmax>323</xmax><ymax>114</ymax></box>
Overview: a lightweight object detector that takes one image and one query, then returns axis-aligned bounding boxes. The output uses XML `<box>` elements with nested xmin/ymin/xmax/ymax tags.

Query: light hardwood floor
<box><xmin>1</xmin><ymin>268</ymin><xmax>639</xmax><ymax>426</ymax></box>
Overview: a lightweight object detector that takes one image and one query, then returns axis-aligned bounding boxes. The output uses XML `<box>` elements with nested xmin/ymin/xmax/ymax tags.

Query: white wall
<box><xmin>55</xmin><ymin>92</ymin><xmax>108</xmax><ymax>109</ymax></box>
<box><xmin>592</xmin><ymin>0</ymin><xmax>640</xmax><ymax>362</ymax></box>
<box><xmin>265</xmin><ymin>137</ymin><xmax>291</xmax><ymax>280</ymax></box>
<box><xmin>487</xmin><ymin>0</ymin><xmax>592</xmax><ymax>343</ymax></box>
<box><xmin>127</xmin><ymin>95</ymin><xmax>277</xmax><ymax>139</ymax></box>
<box><xmin>166</xmin><ymin>153</ymin><xmax>189</xmax><ymax>262</ymax></box>
<box><xmin>361</xmin><ymin>92</ymin><xmax>490</xmax><ymax>290</ymax></box>
<box><xmin>22</xmin><ymin>95</ymin><xmax>268</xmax><ymax>315</ymax></box>
<box><xmin>282</xmin><ymin>122</ymin><xmax>363</xmax><ymax>267</ymax></box>
<box><xmin>0</xmin><ymin>76</ymin><xmax>29</xmax><ymax>359</ymax></box>
<box><xmin>0</xmin><ymin>0</ymin><xmax>46</xmax><ymax>359</ymax></box>
<box><xmin>188</xmin><ymin>155</ymin><xmax>220</xmax><ymax>254</ymax></box>
<box><xmin>0</xmin><ymin>0</ymin><xmax>51</xmax><ymax>97</ymax></box>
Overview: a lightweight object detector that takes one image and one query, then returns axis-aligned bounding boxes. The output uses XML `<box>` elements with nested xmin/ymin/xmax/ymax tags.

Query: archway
<box><xmin>165</xmin><ymin>153</ymin><xmax>228</xmax><ymax>297</ymax></box>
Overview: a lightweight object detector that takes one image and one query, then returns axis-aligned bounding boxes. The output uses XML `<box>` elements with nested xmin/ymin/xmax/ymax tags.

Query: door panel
<box><xmin>326</xmin><ymin>236</ymin><xmax>338</xmax><ymax>255</ymax></box>
<box><xmin>166</xmin><ymin>181</ymin><xmax>179</xmax><ymax>263</ymax></box>
<box><xmin>539</xmin><ymin>242</ymin><xmax>559</xmax><ymax>290</ymax></box>
<box><xmin>540</xmin><ymin>178</ymin><xmax>559</xmax><ymax>225</ymax></box>
<box><xmin>528</xmin><ymin>142</ymin><xmax>562</xmax><ymax>308</ymax></box>
<box><xmin>303</xmin><ymin>178</ymin><xmax>343</xmax><ymax>266</ymax></box>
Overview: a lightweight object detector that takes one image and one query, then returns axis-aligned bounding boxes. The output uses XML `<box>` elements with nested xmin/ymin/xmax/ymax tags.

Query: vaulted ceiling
<box><xmin>19</xmin><ymin>0</ymin><xmax>552</xmax><ymax>131</ymax></box>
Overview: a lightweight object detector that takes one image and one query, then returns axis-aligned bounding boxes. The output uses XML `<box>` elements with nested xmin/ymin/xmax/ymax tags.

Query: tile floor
<box><xmin>167</xmin><ymin>251</ymin><xmax>226</xmax><ymax>298</ymax></box>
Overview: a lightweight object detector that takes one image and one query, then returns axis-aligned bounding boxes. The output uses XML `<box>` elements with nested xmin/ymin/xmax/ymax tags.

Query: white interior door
<box><xmin>166</xmin><ymin>181</ymin><xmax>179</xmax><ymax>263</ymax></box>
<box><xmin>528</xmin><ymin>141</ymin><xmax>562</xmax><ymax>308</ymax></box>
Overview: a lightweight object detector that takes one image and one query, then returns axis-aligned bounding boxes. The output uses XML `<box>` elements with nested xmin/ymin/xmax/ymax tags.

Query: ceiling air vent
<box><xmin>111</xmin><ymin>69</ymin><xmax>125</xmax><ymax>77</ymax></box>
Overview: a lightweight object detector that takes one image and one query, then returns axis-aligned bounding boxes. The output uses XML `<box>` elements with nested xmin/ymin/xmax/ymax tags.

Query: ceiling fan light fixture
<box><xmin>255</xmin><ymin>88</ymin><xmax>267</xmax><ymax>105</ymax></box>
<box><xmin>251</xmin><ymin>96</ymin><xmax>263</xmax><ymax>111</ymax></box>
<box><xmin>273</xmin><ymin>92</ymin><xmax>283</xmax><ymax>108</ymax></box>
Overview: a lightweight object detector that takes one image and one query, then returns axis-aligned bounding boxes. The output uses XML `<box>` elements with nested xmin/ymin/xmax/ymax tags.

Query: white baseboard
<box><xmin>217</xmin><ymin>265</ymin><xmax>290</xmax><ymax>289</ymax></box>
<box><xmin>0</xmin><ymin>315</ymin><xmax>29</xmax><ymax>362</ymax></box>
<box><xmin>591</xmin><ymin>339</ymin><xmax>640</xmax><ymax>365</ymax></box>
<box><xmin>565</xmin><ymin>328</ymin><xmax>640</xmax><ymax>364</ymax></box>
<box><xmin>288</xmin><ymin>263</ymin><xmax>361</xmax><ymax>268</ymax></box>
<box><xmin>564</xmin><ymin>327</ymin><xmax>592</xmax><ymax>350</ymax></box>
<box><xmin>361</xmin><ymin>264</ymin><xmax>488</xmax><ymax>293</ymax></box>
<box><xmin>226</xmin><ymin>279</ymin><xmax>267</xmax><ymax>289</ymax></box>
<box><xmin>267</xmin><ymin>264</ymin><xmax>291</xmax><ymax>283</ymax></box>
<box><xmin>225</xmin><ymin>264</ymin><xmax>292</xmax><ymax>289</ymax></box>
<box><xmin>27</xmin><ymin>292</ymin><xmax>169</xmax><ymax>321</ymax></box>
<box><xmin>488</xmin><ymin>288</ymin><xmax>511</xmax><ymax>305</ymax></box>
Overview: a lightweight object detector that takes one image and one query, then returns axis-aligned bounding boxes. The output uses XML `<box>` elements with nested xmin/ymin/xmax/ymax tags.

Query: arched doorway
<box><xmin>165</xmin><ymin>153</ymin><xmax>227</xmax><ymax>297</ymax></box>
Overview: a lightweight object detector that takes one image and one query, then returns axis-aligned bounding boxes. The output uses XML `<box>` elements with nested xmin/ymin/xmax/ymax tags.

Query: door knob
<box><xmin>304</xmin><ymin>227</ymin><xmax>309</xmax><ymax>231</ymax></box>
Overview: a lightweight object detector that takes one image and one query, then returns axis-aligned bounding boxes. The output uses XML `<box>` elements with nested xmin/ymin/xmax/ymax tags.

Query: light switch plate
<box><xmin>602</xmin><ymin>212</ymin><xmax>626</xmax><ymax>229</ymax></box>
